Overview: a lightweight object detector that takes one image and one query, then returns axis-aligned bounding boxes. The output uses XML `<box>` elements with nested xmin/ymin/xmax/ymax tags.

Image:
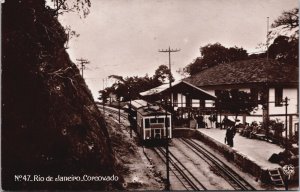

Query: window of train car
<box><xmin>150</xmin><ymin>118</ymin><xmax>156</xmax><ymax>124</ymax></box>
<box><xmin>157</xmin><ymin>118</ymin><xmax>164</xmax><ymax>123</ymax></box>
<box><xmin>149</xmin><ymin>118</ymin><xmax>165</xmax><ymax>124</ymax></box>
<box><xmin>145</xmin><ymin>119</ymin><xmax>150</xmax><ymax>128</ymax></box>
<box><xmin>165</xmin><ymin>117</ymin><xmax>170</xmax><ymax>127</ymax></box>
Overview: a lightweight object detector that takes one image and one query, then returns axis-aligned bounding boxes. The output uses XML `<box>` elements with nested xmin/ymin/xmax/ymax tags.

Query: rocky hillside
<box><xmin>2</xmin><ymin>0</ymin><xmax>119</xmax><ymax>190</ymax></box>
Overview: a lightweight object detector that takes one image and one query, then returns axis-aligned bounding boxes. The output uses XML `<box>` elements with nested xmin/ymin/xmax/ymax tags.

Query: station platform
<box><xmin>173</xmin><ymin>127</ymin><xmax>287</xmax><ymax>183</ymax></box>
<box><xmin>198</xmin><ymin>128</ymin><xmax>284</xmax><ymax>169</ymax></box>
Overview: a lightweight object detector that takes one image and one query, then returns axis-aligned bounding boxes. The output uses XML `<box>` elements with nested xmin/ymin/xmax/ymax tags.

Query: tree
<box><xmin>153</xmin><ymin>65</ymin><xmax>175</xmax><ymax>84</ymax></box>
<box><xmin>200</xmin><ymin>43</ymin><xmax>229</xmax><ymax>67</ymax></box>
<box><xmin>49</xmin><ymin>0</ymin><xmax>91</xmax><ymax>18</ymax></box>
<box><xmin>184</xmin><ymin>43</ymin><xmax>249</xmax><ymax>75</ymax></box>
<box><xmin>216</xmin><ymin>89</ymin><xmax>257</xmax><ymax>123</ymax></box>
<box><xmin>100</xmin><ymin>65</ymin><xmax>175</xmax><ymax>102</ymax></box>
<box><xmin>64</xmin><ymin>25</ymin><xmax>80</xmax><ymax>49</ymax></box>
<box><xmin>227</xmin><ymin>46</ymin><xmax>248</xmax><ymax>62</ymax></box>
<box><xmin>268</xmin><ymin>35</ymin><xmax>298</xmax><ymax>65</ymax></box>
<box><xmin>268</xmin><ymin>8</ymin><xmax>299</xmax><ymax>66</ymax></box>
<box><xmin>272</xmin><ymin>8</ymin><xmax>299</xmax><ymax>29</ymax></box>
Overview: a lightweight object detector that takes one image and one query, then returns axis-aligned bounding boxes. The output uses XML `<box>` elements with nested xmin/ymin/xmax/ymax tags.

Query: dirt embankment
<box><xmin>104</xmin><ymin>112</ymin><xmax>164</xmax><ymax>190</ymax></box>
<box><xmin>2</xmin><ymin>1</ymin><xmax>119</xmax><ymax>190</ymax></box>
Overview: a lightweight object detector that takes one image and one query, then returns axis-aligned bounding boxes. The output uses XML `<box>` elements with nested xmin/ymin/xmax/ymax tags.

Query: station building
<box><xmin>184</xmin><ymin>58</ymin><xmax>298</xmax><ymax>138</ymax></box>
<box><xmin>140</xmin><ymin>58</ymin><xmax>298</xmax><ymax>139</ymax></box>
<box><xmin>140</xmin><ymin>80</ymin><xmax>217</xmax><ymax>128</ymax></box>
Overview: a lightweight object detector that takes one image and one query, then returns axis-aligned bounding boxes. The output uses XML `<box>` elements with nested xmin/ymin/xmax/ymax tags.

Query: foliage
<box><xmin>184</xmin><ymin>8</ymin><xmax>299</xmax><ymax>75</ymax></box>
<box><xmin>184</xmin><ymin>43</ymin><xmax>248</xmax><ymax>75</ymax></box>
<box><xmin>64</xmin><ymin>25</ymin><xmax>80</xmax><ymax>48</ymax></box>
<box><xmin>268</xmin><ymin>35</ymin><xmax>298</xmax><ymax>65</ymax></box>
<box><xmin>216</xmin><ymin>90</ymin><xmax>257</xmax><ymax>122</ymax></box>
<box><xmin>100</xmin><ymin>65</ymin><xmax>174</xmax><ymax>102</ymax></box>
<box><xmin>271</xmin><ymin>8</ymin><xmax>299</xmax><ymax>29</ymax></box>
<box><xmin>268</xmin><ymin>8</ymin><xmax>299</xmax><ymax>66</ymax></box>
<box><xmin>153</xmin><ymin>64</ymin><xmax>175</xmax><ymax>84</ymax></box>
<box><xmin>49</xmin><ymin>0</ymin><xmax>91</xmax><ymax>18</ymax></box>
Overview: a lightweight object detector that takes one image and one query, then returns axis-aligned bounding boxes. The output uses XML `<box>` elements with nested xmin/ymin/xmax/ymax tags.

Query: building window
<box><xmin>200</xmin><ymin>100</ymin><xmax>205</xmax><ymax>108</ymax></box>
<box><xmin>205</xmin><ymin>100</ymin><xmax>214</xmax><ymax>108</ymax></box>
<box><xmin>295</xmin><ymin>123</ymin><xmax>299</xmax><ymax>133</ymax></box>
<box><xmin>275</xmin><ymin>88</ymin><xmax>283</xmax><ymax>106</ymax></box>
<box><xmin>186</xmin><ymin>95</ymin><xmax>191</xmax><ymax>107</ymax></box>
<box><xmin>173</xmin><ymin>93</ymin><xmax>178</xmax><ymax>107</ymax></box>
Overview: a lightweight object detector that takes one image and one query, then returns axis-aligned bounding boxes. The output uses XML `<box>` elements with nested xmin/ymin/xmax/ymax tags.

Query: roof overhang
<box><xmin>140</xmin><ymin>80</ymin><xmax>216</xmax><ymax>100</ymax></box>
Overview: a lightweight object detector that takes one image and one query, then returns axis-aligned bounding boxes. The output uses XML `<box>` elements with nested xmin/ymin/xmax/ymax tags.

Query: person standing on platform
<box><xmin>225</xmin><ymin>126</ymin><xmax>236</xmax><ymax>147</ymax></box>
<box><xmin>222</xmin><ymin>115</ymin><xmax>229</xmax><ymax>130</ymax></box>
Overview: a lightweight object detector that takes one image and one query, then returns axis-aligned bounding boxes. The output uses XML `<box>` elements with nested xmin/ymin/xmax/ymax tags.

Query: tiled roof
<box><xmin>184</xmin><ymin>58</ymin><xmax>298</xmax><ymax>87</ymax></box>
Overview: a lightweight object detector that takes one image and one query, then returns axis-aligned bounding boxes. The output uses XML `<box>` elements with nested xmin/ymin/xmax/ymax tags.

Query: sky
<box><xmin>58</xmin><ymin>0</ymin><xmax>298</xmax><ymax>99</ymax></box>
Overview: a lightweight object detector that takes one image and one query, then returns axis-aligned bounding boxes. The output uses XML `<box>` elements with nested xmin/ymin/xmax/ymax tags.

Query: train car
<box><xmin>127</xmin><ymin>99</ymin><xmax>148</xmax><ymax>130</ymax></box>
<box><xmin>127</xmin><ymin>99</ymin><xmax>172</xmax><ymax>142</ymax></box>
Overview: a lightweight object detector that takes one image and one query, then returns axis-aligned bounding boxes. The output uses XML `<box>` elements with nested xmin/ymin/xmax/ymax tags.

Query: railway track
<box><xmin>97</xmin><ymin>105</ymin><xmax>128</xmax><ymax>119</ymax></box>
<box><xmin>180</xmin><ymin>138</ymin><xmax>256</xmax><ymax>191</ymax></box>
<box><xmin>153</xmin><ymin>147</ymin><xmax>206</xmax><ymax>190</ymax></box>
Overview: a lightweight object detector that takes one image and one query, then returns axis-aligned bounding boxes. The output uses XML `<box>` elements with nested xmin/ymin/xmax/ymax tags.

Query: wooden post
<box><xmin>243</xmin><ymin>114</ymin><xmax>246</xmax><ymax>125</ymax></box>
<box><xmin>289</xmin><ymin>115</ymin><xmax>293</xmax><ymax>139</ymax></box>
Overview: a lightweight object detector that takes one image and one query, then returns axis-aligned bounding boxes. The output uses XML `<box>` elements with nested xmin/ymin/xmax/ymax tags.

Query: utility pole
<box><xmin>128</xmin><ymin>86</ymin><xmax>132</xmax><ymax>138</ymax></box>
<box><xmin>102</xmin><ymin>78</ymin><xmax>106</xmax><ymax>116</ymax></box>
<box><xmin>159</xmin><ymin>46</ymin><xmax>180</xmax><ymax>190</ymax></box>
<box><xmin>284</xmin><ymin>97</ymin><xmax>289</xmax><ymax>151</ymax></box>
<box><xmin>76</xmin><ymin>58</ymin><xmax>90</xmax><ymax>78</ymax></box>
<box><xmin>159</xmin><ymin>46</ymin><xmax>180</xmax><ymax>88</ymax></box>
<box><xmin>266</xmin><ymin>17</ymin><xmax>269</xmax><ymax>60</ymax></box>
<box><xmin>118</xmin><ymin>98</ymin><xmax>121</xmax><ymax>123</ymax></box>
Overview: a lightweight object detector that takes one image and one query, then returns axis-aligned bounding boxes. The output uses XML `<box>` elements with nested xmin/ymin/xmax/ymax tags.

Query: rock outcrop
<box><xmin>2</xmin><ymin>0</ymin><xmax>118</xmax><ymax>190</ymax></box>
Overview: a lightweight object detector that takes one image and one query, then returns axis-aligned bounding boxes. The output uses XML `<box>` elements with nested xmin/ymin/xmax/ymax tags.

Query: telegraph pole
<box><xmin>266</xmin><ymin>17</ymin><xmax>269</xmax><ymax>60</ymax></box>
<box><xmin>129</xmin><ymin>85</ymin><xmax>132</xmax><ymax>138</ymax></box>
<box><xmin>102</xmin><ymin>78</ymin><xmax>106</xmax><ymax>116</ymax></box>
<box><xmin>159</xmin><ymin>46</ymin><xmax>180</xmax><ymax>88</ymax></box>
<box><xmin>284</xmin><ymin>97</ymin><xmax>289</xmax><ymax>151</ymax></box>
<box><xmin>76</xmin><ymin>58</ymin><xmax>90</xmax><ymax>78</ymax></box>
<box><xmin>159</xmin><ymin>46</ymin><xmax>180</xmax><ymax>190</ymax></box>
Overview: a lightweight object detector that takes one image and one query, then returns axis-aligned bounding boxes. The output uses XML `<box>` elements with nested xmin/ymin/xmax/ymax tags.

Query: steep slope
<box><xmin>2</xmin><ymin>0</ymin><xmax>118</xmax><ymax>190</ymax></box>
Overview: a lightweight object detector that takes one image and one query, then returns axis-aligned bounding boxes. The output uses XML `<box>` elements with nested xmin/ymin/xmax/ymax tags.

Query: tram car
<box><xmin>127</xmin><ymin>99</ymin><xmax>172</xmax><ymax>141</ymax></box>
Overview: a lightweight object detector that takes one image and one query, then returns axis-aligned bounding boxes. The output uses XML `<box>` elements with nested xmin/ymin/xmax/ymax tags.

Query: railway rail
<box><xmin>180</xmin><ymin>138</ymin><xmax>256</xmax><ymax>191</ymax></box>
<box><xmin>153</xmin><ymin>147</ymin><xmax>207</xmax><ymax>190</ymax></box>
<box><xmin>97</xmin><ymin>105</ymin><xmax>128</xmax><ymax>119</ymax></box>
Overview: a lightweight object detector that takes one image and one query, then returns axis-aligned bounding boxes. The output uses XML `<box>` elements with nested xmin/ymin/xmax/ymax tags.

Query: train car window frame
<box><xmin>165</xmin><ymin>117</ymin><xmax>170</xmax><ymax>127</ymax></box>
<box><xmin>150</xmin><ymin>118</ymin><xmax>157</xmax><ymax>124</ymax></box>
<box><xmin>145</xmin><ymin>118</ymin><xmax>150</xmax><ymax>128</ymax></box>
<box><xmin>157</xmin><ymin>118</ymin><xmax>164</xmax><ymax>123</ymax></box>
